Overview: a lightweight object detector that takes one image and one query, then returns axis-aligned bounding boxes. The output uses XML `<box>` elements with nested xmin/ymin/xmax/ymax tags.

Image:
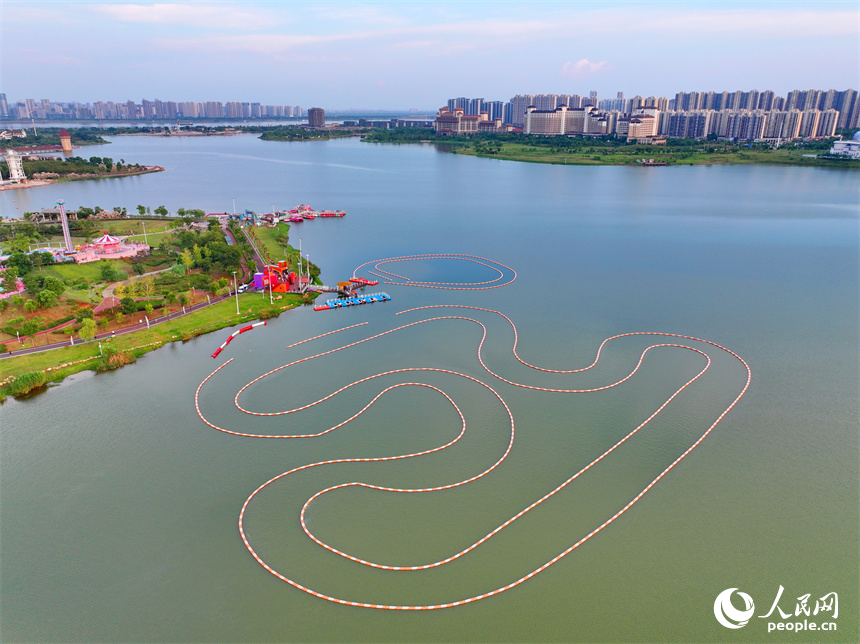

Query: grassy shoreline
<box><xmin>453</xmin><ymin>142</ymin><xmax>859</xmax><ymax>168</ymax></box>
<box><xmin>0</xmin><ymin>292</ymin><xmax>310</xmax><ymax>401</ymax></box>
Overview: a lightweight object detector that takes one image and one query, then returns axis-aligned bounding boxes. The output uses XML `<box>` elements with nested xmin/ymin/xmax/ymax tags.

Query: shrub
<box><xmin>76</xmin><ymin>307</ymin><xmax>94</xmax><ymax>321</ymax></box>
<box><xmin>8</xmin><ymin>371</ymin><xmax>47</xmax><ymax>395</ymax></box>
<box><xmin>97</xmin><ymin>344</ymin><xmax>135</xmax><ymax>371</ymax></box>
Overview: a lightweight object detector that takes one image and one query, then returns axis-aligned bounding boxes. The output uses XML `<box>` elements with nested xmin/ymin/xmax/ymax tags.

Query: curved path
<box><xmin>195</xmin><ymin>254</ymin><xmax>751</xmax><ymax>610</ymax></box>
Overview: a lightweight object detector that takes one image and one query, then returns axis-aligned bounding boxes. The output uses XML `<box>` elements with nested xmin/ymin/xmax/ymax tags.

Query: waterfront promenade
<box><xmin>0</xmin><ymin>292</ymin><xmax>232</xmax><ymax>361</ymax></box>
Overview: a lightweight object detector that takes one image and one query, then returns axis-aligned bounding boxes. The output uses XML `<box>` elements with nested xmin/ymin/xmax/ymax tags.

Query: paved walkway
<box><xmin>1</xmin><ymin>293</ymin><xmax>234</xmax><ymax>360</ymax></box>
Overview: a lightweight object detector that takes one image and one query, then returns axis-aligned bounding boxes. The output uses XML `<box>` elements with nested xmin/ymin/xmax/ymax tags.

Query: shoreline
<box><xmin>0</xmin><ymin>293</ymin><xmax>309</xmax><ymax>400</ymax></box>
<box><xmin>0</xmin><ymin>166</ymin><xmax>164</xmax><ymax>191</ymax></box>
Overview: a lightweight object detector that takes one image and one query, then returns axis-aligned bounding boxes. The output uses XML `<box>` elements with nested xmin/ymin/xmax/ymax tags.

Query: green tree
<box><xmin>76</xmin><ymin>307</ymin><xmax>94</xmax><ymax>321</ymax></box>
<box><xmin>42</xmin><ymin>276</ymin><xmax>65</xmax><ymax>296</ymax></box>
<box><xmin>136</xmin><ymin>204</ymin><xmax>146</xmax><ymax>216</ymax></box>
<box><xmin>144</xmin><ymin>302</ymin><xmax>154</xmax><ymax>316</ymax></box>
<box><xmin>24</xmin><ymin>299</ymin><xmax>37</xmax><ymax>313</ymax></box>
<box><xmin>80</xmin><ymin>318</ymin><xmax>97</xmax><ymax>341</ymax></box>
<box><xmin>179</xmin><ymin>248</ymin><xmax>193</xmax><ymax>269</ymax></box>
<box><xmin>9</xmin><ymin>235</ymin><xmax>32</xmax><ymax>252</ymax></box>
<box><xmin>132</xmin><ymin>262</ymin><xmax>145</xmax><ymax>276</ymax></box>
<box><xmin>37</xmin><ymin>289</ymin><xmax>58</xmax><ymax>308</ymax></box>
<box><xmin>1</xmin><ymin>266</ymin><xmax>19</xmax><ymax>292</ymax></box>
<box><xmin>99</xmin><ymin>261</ymin><xmax>119</xmax><ymax>282</ymax></box>
<box><xmin>178</xmin><ymin>293</ymin><xmax>189</xmax><ymax>307</ymax></box>
<box><xmin>120</xmin><ymin>297</ymin><xmax>137</xmax><ymax>314</ymax></box>
<box><xmin>154</xmin><ymin>205</ymin><xmax>168</xmax><ymax>217</ymax></box>
<box><xmin>21</xmin><ymin>319</ymin><xmax>39</xmax><ymax>339</ymax></box>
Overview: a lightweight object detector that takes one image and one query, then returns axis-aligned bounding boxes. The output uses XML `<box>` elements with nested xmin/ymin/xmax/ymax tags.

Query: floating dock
<box><xmin>313</xmin><ymin>292</ymin><xmax>391</xmax><ymax>311</ymax></box>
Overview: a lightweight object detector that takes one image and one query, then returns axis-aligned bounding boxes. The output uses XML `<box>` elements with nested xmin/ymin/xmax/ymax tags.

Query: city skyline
<box><xmin>2</xmin><ymin>1</ymin><xmax>858</xmax><ymax>110</ymax></box>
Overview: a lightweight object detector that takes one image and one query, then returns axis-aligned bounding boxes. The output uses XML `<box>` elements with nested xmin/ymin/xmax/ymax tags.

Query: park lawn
<box><xmin>251</xmin><ymin>222</ymin><xmax>292</xmax><ymax>262</ymax></box>
<box><xmin>39</xmin><ymin>259</ymin><xmax>132</xmax><ymax>282</ymax></box>
<box><xmin>247</xmin><ymin>223</ymin><xmax>308</xmax><ymax>273</ymax></box>
<box><xmin>61</xmin><ymin>289</ymin><xmax>98</xmax><ymax>304</ymax></box>
<box><xmin>92</xmin><ymin>219</ymin><xmax>176</xmax><ymax>237</ymax></box>
<box><xmin>0</xmin><ymin>292</ymin><xmax>310</xmax><ymax>398</ymax></box>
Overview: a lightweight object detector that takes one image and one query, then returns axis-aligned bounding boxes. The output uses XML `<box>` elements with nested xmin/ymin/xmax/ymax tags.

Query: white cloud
<box><xmin>620</xmin><ymin>8</ymin><xmax>859</xmax><ymax>38</ymax></box>
<box><xmin>561</xmin><ymin>59</ymin><xmax>612</xmax><ymax>79</ymax></box>
<box><xmin>92</xmin><ymin>2</ymin><xmax>272</xmax><ymax>30</ymax></box>
<box><xmin>156</xmin><ymin>32</ymin><xmax>360</xmax><ymax>54</ymax></box>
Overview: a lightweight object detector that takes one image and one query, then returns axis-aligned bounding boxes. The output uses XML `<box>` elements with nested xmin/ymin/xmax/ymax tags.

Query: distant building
<box><xmin>522</xmin><ymin>105</ymin><xmax>603</xmax><ymax>135</ymax></box>
<box><xmin>2</xmin><ymin>150</ymin><xmax>25</xmax><ymax>183</ymax></box>
<box><xmin>433</xmin><ymin>107</ymin><xmax>506</xmax><ymax>135</ymax></box>
<box><xmin>308</xmin><ymin>107</ymin><xmax>325</xmax><ymax>128</ymax></box>
<box><xmin>829</xmin><ymin>131</ymin><xmax>860</xmax><ymax>158</ymax></box>
<box><xmin>59</xmin><ymin>128</ymin><xmax>73</xmax><ymax>153</ymax></box>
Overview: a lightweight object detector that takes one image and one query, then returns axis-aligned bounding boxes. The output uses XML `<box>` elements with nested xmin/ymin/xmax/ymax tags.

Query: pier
<box><xmin>313</xmin><ymin>292</ymin><xmax>391</xmax><ymax>311</ymax></box>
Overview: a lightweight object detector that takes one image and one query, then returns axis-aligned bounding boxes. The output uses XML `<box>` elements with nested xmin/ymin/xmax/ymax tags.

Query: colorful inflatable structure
<box><xmin>254</xmin><ymin>261</ymin><xmax>298</xmax><ymax>293</ymax></box>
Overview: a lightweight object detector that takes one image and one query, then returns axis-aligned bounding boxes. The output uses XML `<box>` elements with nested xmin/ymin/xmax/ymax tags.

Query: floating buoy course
<box><xmin>211</xmin><ymin>320</ymin><xmax>266</xmax><ymax>358</ymax></box>
<box><xmin>196</xmin><ymin>253</ymin><xmax>751</xmax><ymax>609</ymax></box>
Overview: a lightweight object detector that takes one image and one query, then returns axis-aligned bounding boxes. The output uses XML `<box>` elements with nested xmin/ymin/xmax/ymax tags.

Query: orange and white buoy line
<box><xmin>195</xmin><ymin>255</ymin><xmax>751</xmax><ymax>610</ymax></box>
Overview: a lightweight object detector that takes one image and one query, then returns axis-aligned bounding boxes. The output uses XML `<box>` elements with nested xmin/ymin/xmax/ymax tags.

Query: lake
<box><xmin>1</xmin><ymin>134</ymin><xmax>857</xmax><ymax>642</ymax></box>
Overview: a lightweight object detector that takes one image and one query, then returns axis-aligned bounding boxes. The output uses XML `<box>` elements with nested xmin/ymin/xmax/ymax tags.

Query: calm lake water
<box><xmin>1</xmin><ymin>135</ymin><xmax>857</xmax><ymax>642</ymax></box>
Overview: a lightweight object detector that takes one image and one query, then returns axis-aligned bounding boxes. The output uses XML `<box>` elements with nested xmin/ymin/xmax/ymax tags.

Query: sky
<box><xmin>1</xmin><ymin>0</ymin><xmax>858</xmax><ymax>111</ymax></box>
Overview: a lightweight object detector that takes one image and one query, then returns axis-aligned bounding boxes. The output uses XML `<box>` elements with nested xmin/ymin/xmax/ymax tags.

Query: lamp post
<box><xmin>142</xmin><ymin>221</ymin><xmax>148</xmax><ymax>245</ymax></box>
<box><xmin>232</xmin><ymin>270</ymin><xmax>239</xmax><ymax>315</ymax></box>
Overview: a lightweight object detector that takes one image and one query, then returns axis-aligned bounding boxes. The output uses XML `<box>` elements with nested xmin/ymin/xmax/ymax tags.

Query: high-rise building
<box><xmin>203</xmin><ymin>101</ymin><xmax>223</xmax><ymax>118</ymax></box>
<box><xmin>308</xmin><ymin>107</ymin><xmax>325</xmax><ymax>128</ymax></box>
<box><xmin>508</xmin><ymin>94</ymin><xmax>534</xmax><ymax>127</ymax></box>
<box><xmin>533</xmin><ymin>94</ymin><xmax>558</xmax><ymax>110</ymax></box>
<box><xmin>485</xmin><ymin>101</ymin><xmax>505</xmax><ymax>121</ymax></box>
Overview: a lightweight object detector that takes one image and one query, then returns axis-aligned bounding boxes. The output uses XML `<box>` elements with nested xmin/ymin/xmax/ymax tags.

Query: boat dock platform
<box><xmin>313</xmin><ymin>292</ymin><xmax>391</xmax><ymax>311</ymax></box>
